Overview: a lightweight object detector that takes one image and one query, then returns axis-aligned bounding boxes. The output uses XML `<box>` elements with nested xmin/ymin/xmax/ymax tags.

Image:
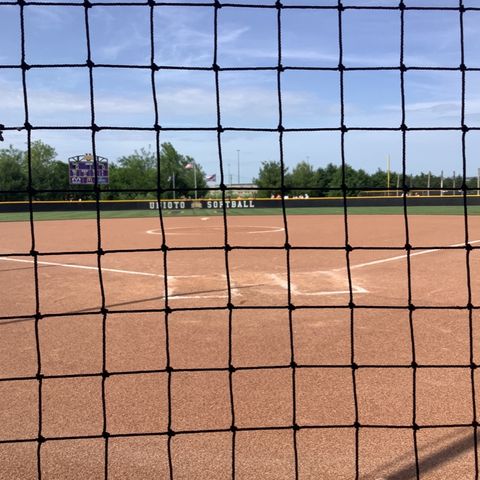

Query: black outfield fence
<box><xmin>2</xmin><ymin>196</ymin><xmax>480</xmax><ymax>213</ymax></box>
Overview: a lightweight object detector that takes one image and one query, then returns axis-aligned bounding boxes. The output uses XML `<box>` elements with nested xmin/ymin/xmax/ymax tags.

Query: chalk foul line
<box><xmin>0</xmin><ymin>257</ymin><xmax>165</xmax><ymax>278</ymax></box>
<box><xmin>331</xmin><ymin>240</ymin><xmax>480</xmax><ymax>272</ymax></box>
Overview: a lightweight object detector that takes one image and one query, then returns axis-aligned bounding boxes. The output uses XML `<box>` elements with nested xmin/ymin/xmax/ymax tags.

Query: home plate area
<box><xmin>168</xmin><ymin>270</ymin><xmax>367</xmax><ymax>303</ymax></box>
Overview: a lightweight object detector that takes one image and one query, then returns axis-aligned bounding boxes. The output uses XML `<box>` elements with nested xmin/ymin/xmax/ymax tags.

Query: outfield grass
<box><xmin>1</xmin><ymin>205</ymin><xmax>480</xmax><ymax>222</ymax></box>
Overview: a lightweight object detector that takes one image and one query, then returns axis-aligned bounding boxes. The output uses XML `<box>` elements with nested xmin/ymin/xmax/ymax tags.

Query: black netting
<box><xmin>1</xmin><ymin>1</ymin><xmax>480</xmax><ymax>479</ymax></box>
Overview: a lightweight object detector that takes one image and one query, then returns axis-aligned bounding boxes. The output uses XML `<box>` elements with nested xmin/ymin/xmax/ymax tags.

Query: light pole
<box><xmin>237</xmin><ymin>149</ymin><xmax>240</xmax><ymax>185</ymax></box>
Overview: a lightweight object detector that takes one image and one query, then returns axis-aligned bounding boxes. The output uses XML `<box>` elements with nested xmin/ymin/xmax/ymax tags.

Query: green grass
<box><xmin>2</xmin><ymin>205</ymin><xmax>480</xmax><ymax>222</ymax></box>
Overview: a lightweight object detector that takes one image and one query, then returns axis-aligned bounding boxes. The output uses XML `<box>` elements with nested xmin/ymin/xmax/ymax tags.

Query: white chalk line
<box><xmin>0</xmin><ymin>256</ymin><xmax>196</xmax><ymax>281</ymax></box>
<box><xmin>333</xmin><ymin>239</ymin><xmax>480</xmax><ymax>272</ymax></box>
<box><xmin>270</xmin><ymin>273</ymin><xmax>368</xmax><ymax>297</ymax></box>
<box><xmin>5</xmin><ymin>238</ymin><xmax>472</xmax><ymax>297</ymax></box>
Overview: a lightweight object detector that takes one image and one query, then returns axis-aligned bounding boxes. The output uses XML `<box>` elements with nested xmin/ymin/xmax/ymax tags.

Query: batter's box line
<box><xmin>269</xmin><ymin>273</ymin><xmax>368</xmax><ymax>296</ymax></box>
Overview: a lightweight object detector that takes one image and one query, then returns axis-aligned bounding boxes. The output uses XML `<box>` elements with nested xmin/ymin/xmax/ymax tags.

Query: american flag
<box><xmin>184</xmin><ymin>162</ymin><xmax>194</xmax><ymax>169</ymax></box>
<box><xmin>205</xmin><ymin>174</ymin><xmax>216</xmax><ymax>182</ymax></box>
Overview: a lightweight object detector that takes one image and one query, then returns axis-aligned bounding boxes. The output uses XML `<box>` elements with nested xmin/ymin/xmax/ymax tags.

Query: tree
<box><xmin>327</xmin><ymin>164</ymin><xmax>370</xmax><ymax>196</ymax></box>
<box><xmin>253</xmin><ymin>161</ymin><xmax>287</xmax><ymax>198</ymax></box>
<box><xmin>288</xmin><ymin>161</ymin><xmax>318</xmax><ymax>196</ymax></box>
<box><xmin>0</xmin><ymin>146</ymin><xmax>27</xmax><ymax>201</ymax></box>
<box><xmin>160</xmin><ymin>143</ymin><xmax>207</xmax><ymax>198</ymax></box>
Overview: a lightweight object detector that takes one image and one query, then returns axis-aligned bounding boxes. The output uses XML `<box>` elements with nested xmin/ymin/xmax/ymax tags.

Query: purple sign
<box><xmin>68</xmin><ymin>154</ymin><xmax>109</xmax><ymax>185</ymax></box>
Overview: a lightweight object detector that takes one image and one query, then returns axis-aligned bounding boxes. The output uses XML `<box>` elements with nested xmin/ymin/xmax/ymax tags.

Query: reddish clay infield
<box><xmin>1</xmin><ymin>214</ymin><xmax>480</xmax><ymax>479</ymax></box>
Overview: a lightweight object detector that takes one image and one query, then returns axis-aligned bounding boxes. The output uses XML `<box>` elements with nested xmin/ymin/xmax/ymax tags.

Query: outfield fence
<box><xmin>2</xmin><ymin>196</ymin><xmax>480</xmax><ymax>214</ymax></box>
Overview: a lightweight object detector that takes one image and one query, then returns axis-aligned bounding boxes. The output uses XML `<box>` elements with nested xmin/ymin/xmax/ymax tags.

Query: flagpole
<box><xmin>172</xmin><ymin>172</ymin><xmax>176</xmax><ymax>200</ymax></box>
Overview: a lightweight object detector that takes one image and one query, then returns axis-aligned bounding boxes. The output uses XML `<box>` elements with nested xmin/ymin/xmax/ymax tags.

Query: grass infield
<box><xmin>1</xmin><ymin>205</ymin><xmax>480</xmax><ymax>222</ymax></box>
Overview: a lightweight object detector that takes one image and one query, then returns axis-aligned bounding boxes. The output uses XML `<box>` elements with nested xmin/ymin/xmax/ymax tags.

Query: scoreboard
<box><xmin>68</xmin><ymin>154</ymin><xmax>109</xmax><ymax>185</ymax></box>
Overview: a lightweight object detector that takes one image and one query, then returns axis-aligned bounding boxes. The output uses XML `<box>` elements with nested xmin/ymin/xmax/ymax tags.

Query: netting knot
<box><xmin>338</xmin><ymin>63</ymin><xmax>345</xmax><ymax>72</ymax></box>
<box><xmin>284</xmin><ymin>242</ymin><xmax>291</xmax><ymax>250</ymax></box>
<box><xmin>168</xmin><ymin>428</ymin><xmax>176</xmax><ymax>437</ymax></box>
<box><xmin>37</xmin><ymin>435</ymin><xmax>46</xmax><ymax>444</ymax></box>
<box><xmin>21</xmin><ymin>61</ymin><xmax>30</xmax><ymax>71</ymax></box>
<box><xmin>290</xmin><ymin>361</ymin><xmax>297</xmax><ymax>368</ymax></box>
<box><xmin>102</xmin><ymin>431</ymin><xmax>110</xmax><ymax>438</ymax></box>
<box><xmin>277</xmin><ymin>64</ymin><xmax>285</xmax><ymax>72</ymax></box>
<box><xmin>30</xmin><ymin>249</ymin><xmax>39</xmax><ymax>257</ymax></box>
<box><xmin>400</xmin><ymin>123</ymin><xmax>408</xmax><ymax>132</ymax></box>
<box><xmin>466</xmin><ymin>243</ymin><xmax>473</xmax><ymax>252</ymax></box>
<box><xmin>217</xmin><ymin>125</ymin><xmax>224</xmax><ymax>133</ymax></box>
<box><xmin>275</xmin><ymin>0</ymin><xmax>283</xmax><ymax>9</ymax></box>
<box><xmin>36</xmin><ymin>373</ymin><xmax>44</xmax><ymax>380</ymax></box>
<box><xmin>473</xmin><ymin>420</ymin><xmax>479</xmax><ymax>428</ymax></box>
<box><xmin>165</xmin><ymin>365</ymin><xmax>173</xmax><ymax>373</ymax></box>
<box><xmin>293</xmin><ymin>423</ymin><xmax>301</xmax><ymax>431</ymax></box>
<box><xmin>408</xmin><ymin>303</ymin><xmax>416</xmax><ymax>312</ymax></box>
<box><xmin>34</xmin><ymin>312</ymin><xmax>43</xmax><ymax>321</ymax></box>
<box><xmin>412</xmin><ymin>423</ymin><xmax>420</xmax><ymax>431</ymax></box>
<box><xmin>227</xmin><ymin>302</ymin><xmax>234</xmax><ymax>311</ymax></box>
<box><xmin>154</xmin><ymin>123</ymin><xmax>161</xmax><ymax>132</ymax></box>
<box><xmin>404</xmin><ymin>243</ymin><xmax>412</xmax><ymax>251</ymax></box>
<box><xmin>100</xmin><ymin>307</ymin><xmax>109</xmax><ymax>315</ymax></box>
<box><xmin>467</xmin><ymin>302</ymin><xmax>474</xmax><ymax>311</ymax></box>
<box><xmin>225</xmin><ymin>244</ymin><xmax>232</xmax><ymax>252</ymax></box>
<box><xmin>219</xmin><ymin>183</ymin><xmax>227</xmax><ymax>191</ymax></box>
<box><xmin>353</xmin><ymin>421</ymin><xmax>360</xmax><ymax>429</ymax></box>
<box><xmin>471</xmin><ymin>363</ymin><xmax>478</xmax><ymax>370</ymax></box>
<box><xmin>212</xmin><ymin>63</ymin><xmax>220</xmax><ymax>72</ymax></box>
<box><xmin>345</xmin><ymin>244</ymin><xmax>353</xmax><ymax>252</ymax></box>
<box><xmin>411</xmin><ymin>361</ymin><xmax>418</xmax><ymax>368</ymax></box>
<box><xmin>338</xmin><ymin>2</ymin><xmax>345</xmax><ymax>12</ymax></box>
<box><xmin>462</xmin><ymin>124</ymin><xmax>469</xmax><ymax>133</ymax></box>
<box><xmin>348</xmin><ymin>301</ymin><xmax>355</xmax><ymax>309</ymax></box>
<box><xmin>24</xmin><ymin>121</ymin><xmax>32</xmax><ymax>131</ymax></box>
<box><xmin>151</xmin><ymin>62</ymin><xmax>160</xmax><ymax>71</ymax></box>
<box><xmin>27</xmin><ymin>185</ymin><xmax>37</xmax><ymax>196</ymax></box>
<box><xmin>230</xmin><ymin>425</ymin><xmax>237</xmax><ymax>432</ymax></box>
<box><xmin>398</xmin><ymin>1</ymin><xmax>406</xmax><ymax>11</ymax></box>
<box><xmin>459</xmin><ymin>4</ymin><xmax>466</xmax><ymax>13</ymax></box>
<box><xmin>400</xmin><ymin>63</ymin><xmax>408</xmax><ymax>73</ymax></box>
<box><xmin>277</xmin><ymin>124</ymin><xmax>285</xmax><ymax>132</ymax></box>
<box><xmin>341</xmin><ymin>125</ymin><xmax>348</xmax><ymax>133</ymax></box>
<box><xmin>351</xmin><ymin>362</ymin><xmax>358</xmax><ymax>370</ymax></box>
<box><xmin>147</xmin><ymin>0</ymin><xmax>155</xmax><ymax>6</ymax></box>
<box><xmin>460</xmin><ymin>63</ymin><xmax>467</xmax><ymax>72</ymax></box>
<box><xmin>84</xmin><ymin>0</ymin><xmax>92</xmax><ymax>8</ymax></box>
<box><xmin>214</xmin><ymin>0</ymin><xmax>222</xmax><ymax>8</ymax></box>
<box><xmin>288</xmin><ymin>303</ymin><xmax>296</xmax><ymax>312</ymax></box>
<box><xmin>17</xmin><ymin>0</ymin><xmax>25</xmax><ymax>6</ymax></box>
<box><xmin>228</xmin><ymin>365</ymin><xmax>236</xmax><ymax>373</ymax></box>
<box><xmin>92</xmin><ymin>123</ymin><xmax>101</xmax><ymax>132</ymax></box>
<box><xmin>102</xmin><ymin>370</ymin><xmax>110</xmax><ymax>378</ymax></box>
<box><xmin>86</xmin><ymin>59</ymin><xmax>94</xmax><ymax>68</ymax></box>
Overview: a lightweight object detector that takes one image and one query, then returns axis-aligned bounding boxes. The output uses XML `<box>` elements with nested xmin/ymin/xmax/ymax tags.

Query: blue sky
<box><xmin>1</xmin><ymin>0</ymin><xmax>480</xmax><ymax>182</ymax></box>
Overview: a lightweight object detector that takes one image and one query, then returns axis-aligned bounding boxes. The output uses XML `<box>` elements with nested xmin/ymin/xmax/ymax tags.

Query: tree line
<box><xmin>0</xmin><ymin>141</ymin><xmax>207</xmax><ymax>201</ymax></box>
<box><xmin>0</xmin><ymin>141</ymin><xmax>475</xmax><ymax>201</ymax></box>
<box><xmin>254</xmin><ymin>160</ymin><xmax>478</xmax><ymax>198</ymax></box>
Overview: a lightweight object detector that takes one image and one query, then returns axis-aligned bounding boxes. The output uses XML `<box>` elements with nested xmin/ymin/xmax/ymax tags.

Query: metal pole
<box><xmin>440</xmin><ymin>170</ymin><xmax>444</xmax><ymax>196</ymax></box>
<box><xmin>427</xmin><ymin>171</ymin><xmax>431</xmax><ymax>197</ymax></box>
<box><xmin>396</xmin><ymin>173</ymin><xmax>400</xmax><ymax>196</ymax></box>
<box><xmin>453</xmin><ymin>170</ymin><xmax>456</xmax><ymax>194</ymax></box>
<box><xmin>387</xmin><ymin>155</ymin><xmax>391</xmax><ymax>196</ymax></box>
<box><xmin>237</xmin><ymin>149</ymin><xmax>240</xmax><ymax>184</ymax></box>
<box><xmin>477</xmin><ymin>168</ymin><xmax>480</xmax><ymax>196</ymax></box>
<box><xmin>172</xmin><ymin>172</ymin><xmax>176</xmax><ymax>200</ymax></box>
<box><xmin>193</xmin><ymin>162</ymin><xmax>197</xmax><ymax>200</ymax></box>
